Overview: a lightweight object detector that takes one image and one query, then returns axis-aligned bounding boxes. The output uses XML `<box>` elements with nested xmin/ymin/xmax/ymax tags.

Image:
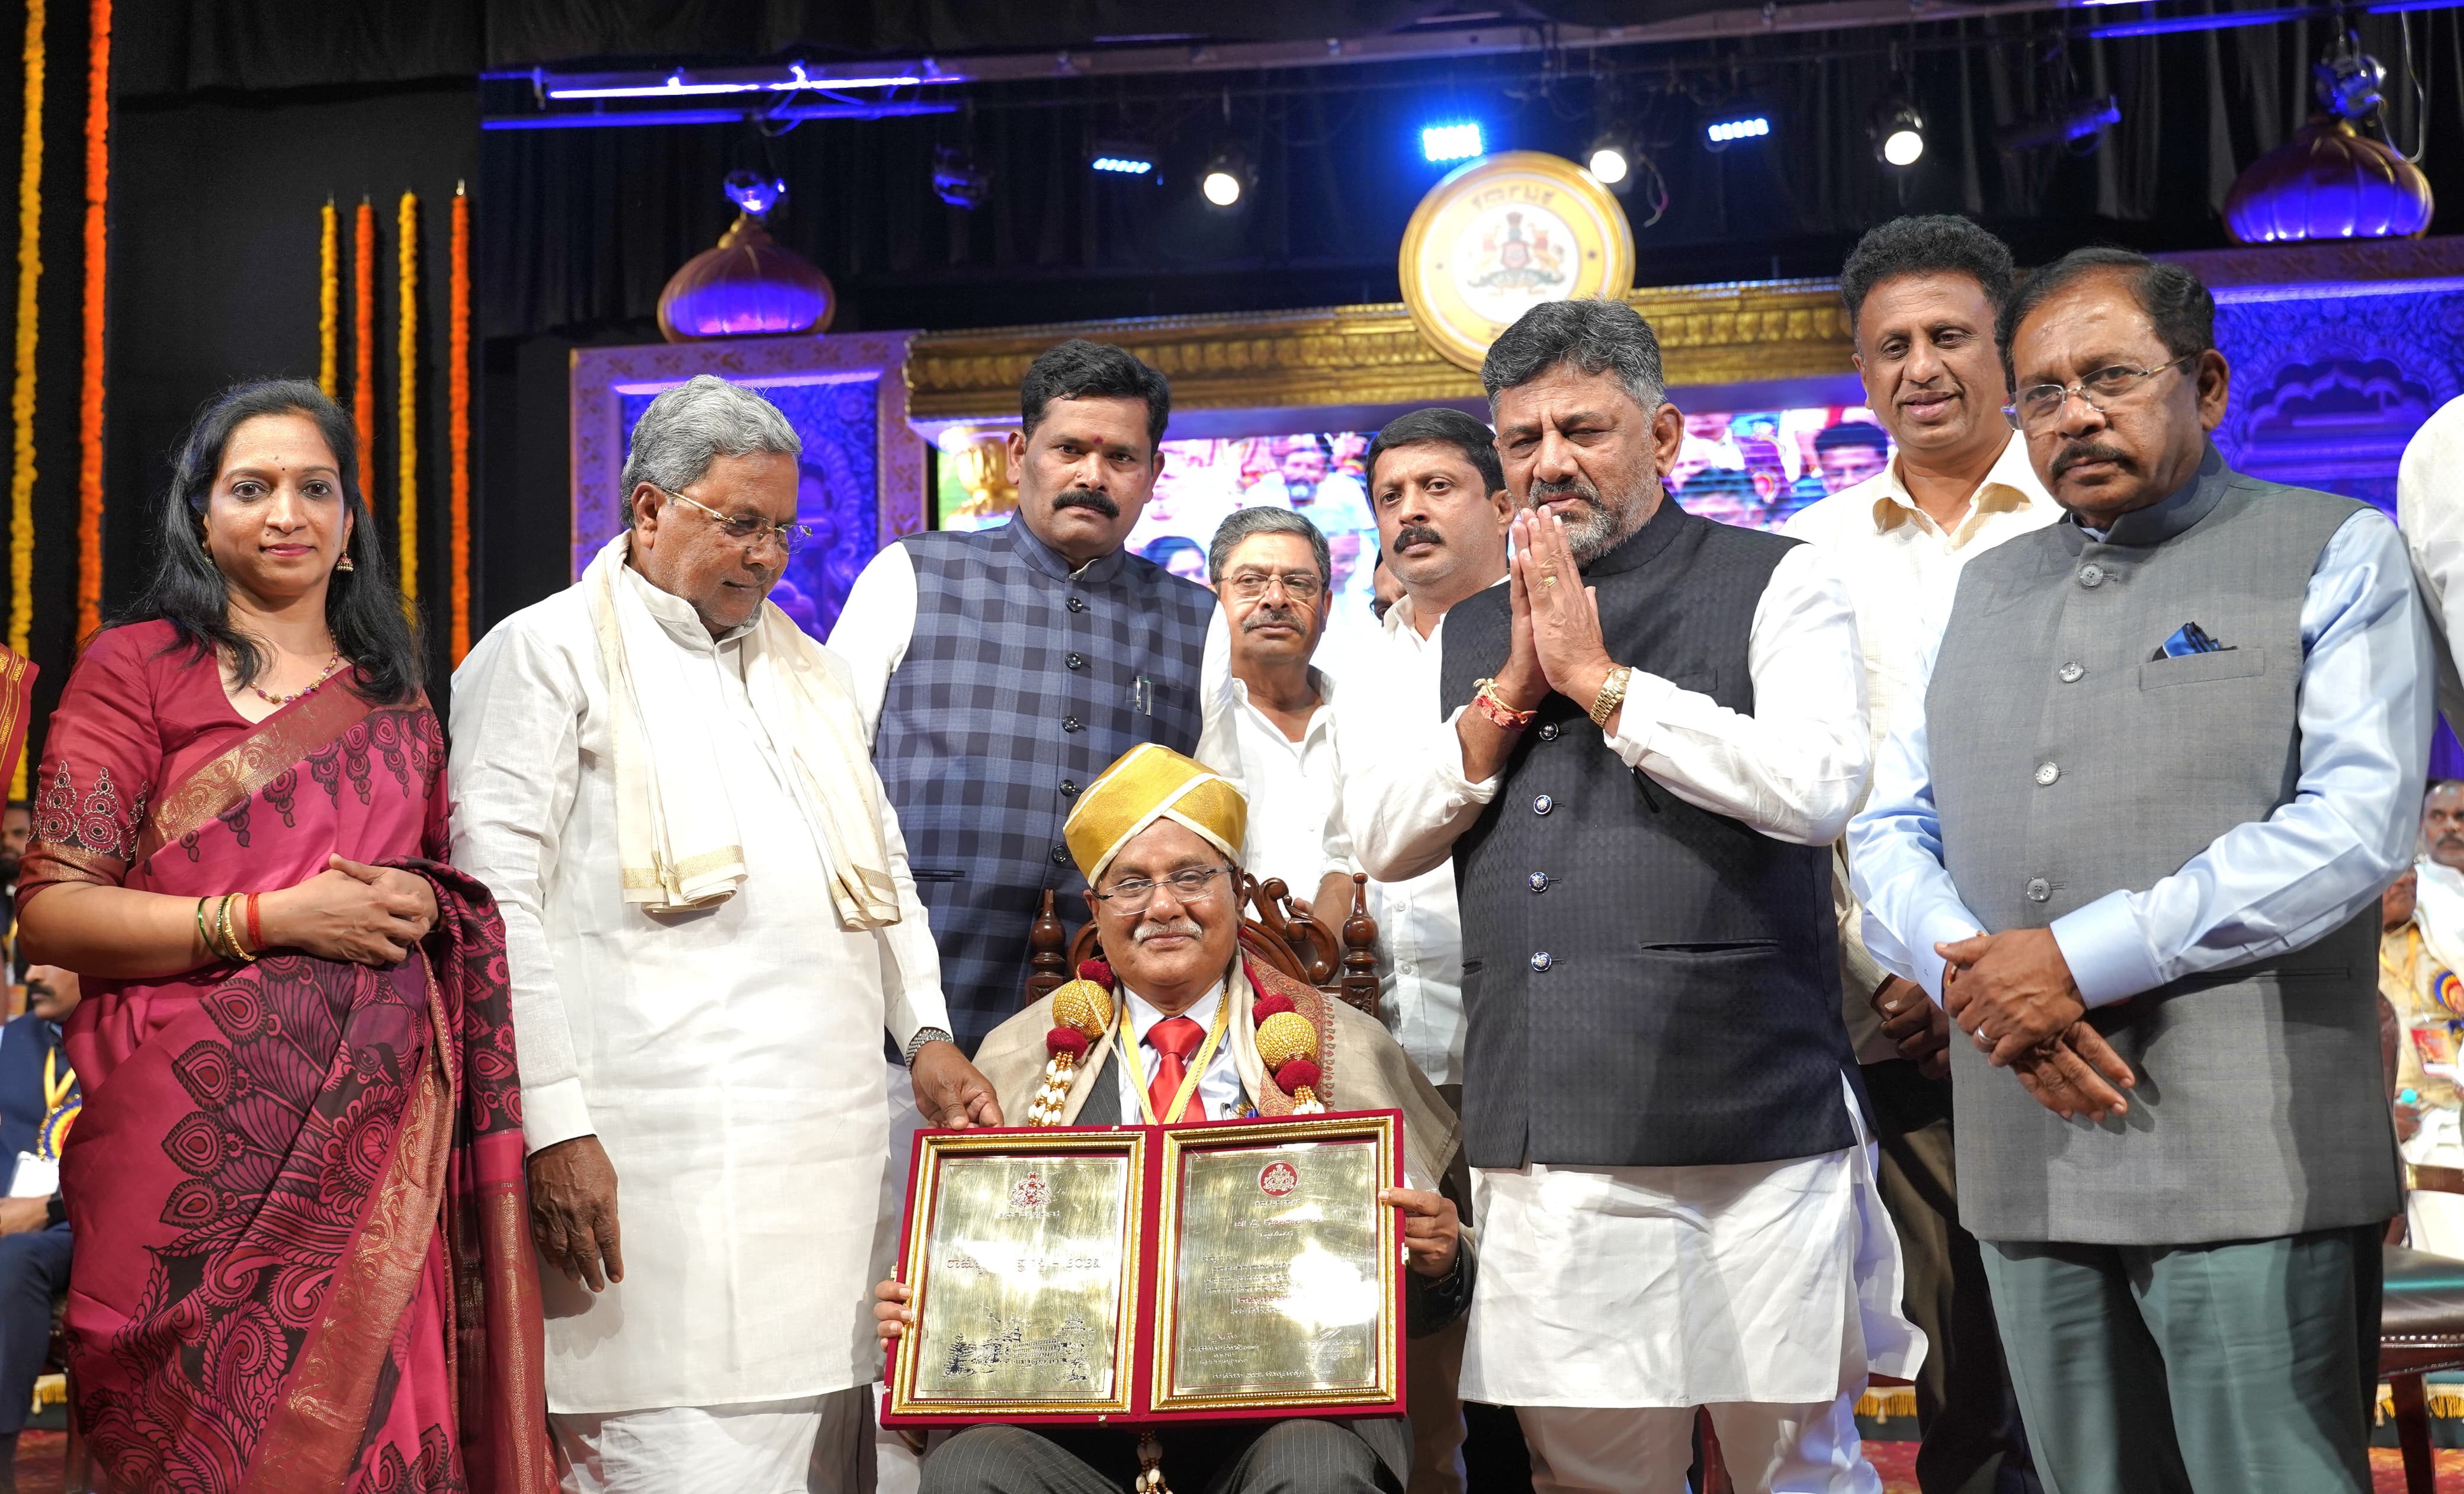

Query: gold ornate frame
<box><xmin>1397</xmin><ymin>150</ymin><xmax>1638</xmax><ymax>373</ymax></box>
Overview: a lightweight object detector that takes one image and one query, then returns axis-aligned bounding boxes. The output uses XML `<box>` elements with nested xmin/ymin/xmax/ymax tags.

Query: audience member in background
<box><xmin>0</xmin><ymin>963</ymin><xmax>74</xmax><ymax>1493</ymax></box>
<box><xmin>1369</xmin><ymin>549</ymin><xmax>1404</xmax><ymax>624</ymax></box>
<box><xmin>1781</xmin><ymin>213</ymin><xmax>2054</xmax><ymax>1494</ymax></box>
<box><xmin>1213</xmin><ymin>508</ymin><xmax>1339</xmax><ymax>897</ymax></box>
<box><xmin>17</xmin><ymin>380</ymin><xmax>552</xmax><ymax>1493</ymax></box>
<box><xmin>1813</xmin><ymin>421</ymin><xmax>1894</xmax><ymax>495</ymax></box>
<box><xmin>1355</xmin><ymin>300</ymin><xmax>1914</xmax><ymax>1494</ymax></box>
<box><xmin>1853</xmin><ymin>248</ymin><xmax>2430</xmax><ymax>1494</ymax></box>
<box><xmin>452</xmin><ymin>375</ymin><xmax>991</xmax><ymax>1493</ymax></box>
<box><xmin>1735</xmin><ymin>435</ymin><xmax>1795</xmax><ymax>525</ymax></box>
<box><xmin>1315</xmin><ymin>405</ymin><xmax>1513</xmax><ymax>1494</ymax></box>
<box><xmin>1141</xmin><ymin>533</ymin><xmax>1210</xmax><ymax>586</ymax></box>
<box><xmin>2401</xmin><ymin>782</ymin><xmax>2464</xmax><ymax>1255</ymax></box>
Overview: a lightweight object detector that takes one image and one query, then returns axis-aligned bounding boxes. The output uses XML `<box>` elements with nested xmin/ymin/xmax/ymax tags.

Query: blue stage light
<box><xmin>1703</xmin><ymin>113</ymin><xmax>1771</xmax><ymax>149</ymax></box>
<box><xmin>1089</xmin><ymin>141</ymin><xmax>1158</xmax><ymax>177</ymax></box>
<box><xmin>1091</xmin><ymin>156</ymin><xmax>1153</xmax><ymax>175</ymax></box>
<box><xmin>1422</xmin><ymin>122</ymin><xmax>1483</xmax><ymax>162</ymax></box>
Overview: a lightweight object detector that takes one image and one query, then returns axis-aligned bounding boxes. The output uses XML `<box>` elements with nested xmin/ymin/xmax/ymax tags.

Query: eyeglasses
<box><xmin>2003</xmin><ymin>354</ymin><xmax>2199</xmax><ymax>431</ymax></box>
<box><xmin>1092</xmin><ymin>865</ymin><xmax>1231</xmax><ymax>911</ymax></box>
<box><xmin>1224</xmin><ymin>570</ymin><xmax>1326</xmax><ymax>602</ymax></box>
<box><xmin>657</xmin><ymin>486</ymin><xmax>814</xmax><ymax>555</ymax></box>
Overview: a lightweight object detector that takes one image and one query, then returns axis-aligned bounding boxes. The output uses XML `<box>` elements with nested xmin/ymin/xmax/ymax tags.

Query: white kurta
<box><xmin>1228</xmin><ymin>671</ymin><xmax>1339</xmax><ymax>895</ymax></box>
<box><xmin>1345</xmin><ymin>541</ymin><xmax>1923</xmax><ymax>1408</ymax></box>
<box><xmin>450</xmin><ymin>571</ymin><xmax>951</xmax><ymax>1415</ymax></box>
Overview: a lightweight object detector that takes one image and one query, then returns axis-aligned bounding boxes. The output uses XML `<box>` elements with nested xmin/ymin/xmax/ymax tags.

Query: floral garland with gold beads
<box><xmin>1032</xmin><ymin>958</ymin><xmax>1328</xmax><ymax>1123</ymax></box>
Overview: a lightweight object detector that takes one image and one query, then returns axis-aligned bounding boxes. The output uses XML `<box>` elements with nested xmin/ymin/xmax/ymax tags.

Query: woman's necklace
<box><xmin>251</xmin><ymin>647</ymin><xmax>344</xmax><ymax>707</ymax></box>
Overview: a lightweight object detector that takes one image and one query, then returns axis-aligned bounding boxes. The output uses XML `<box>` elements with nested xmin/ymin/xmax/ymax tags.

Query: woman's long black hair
<box><xmin>112</xmin><ymin>379</ymin><xmax>421</xmax><ymax>704</ymax></box>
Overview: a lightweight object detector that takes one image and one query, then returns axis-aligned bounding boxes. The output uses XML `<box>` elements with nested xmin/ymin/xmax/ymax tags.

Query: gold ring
<box><xmin>1541</xmin><ymin>574</ymin><xmax>1558</xmax><ymax>588</ymax></box>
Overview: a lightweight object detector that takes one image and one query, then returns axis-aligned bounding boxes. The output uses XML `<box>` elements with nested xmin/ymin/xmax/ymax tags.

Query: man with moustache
<box><xmin>832</xmin><ymin>339</ymin><xmax>1230</xmax><ymax>1053</ymax></box>
<box><xmin>1308</xmin><ymin>407</ymin><xmax>1513</xmax><ymax>1494</ymax></box>
<box><xmin>1350</xmin><ymin>303</ymin><xmax>1919</xmax><ymax>1493</ymax></box>
<box><xmin>1781</xmin><ymin>215</ymin><xmax>2055</xmax><ymax>1494</ymax></box>
<box><xmin>1851</xmin><ymin>248</ymin><xmax>2431</xmax><ymax>1493</ymax></box>
<box><xmin>2395</xmin><ymin>782</ymin><xmax>2464</xmax><ymax>1255</ymax></box>
<box><xmin>1211</xmin><ymin>508</ymin><xmax>1340</xmax><ymax>895</ymax></box>
<box><xmin>0</xmin><ymin>963</ymin><xmax>74</xmax><ymax>1494</ymax></box>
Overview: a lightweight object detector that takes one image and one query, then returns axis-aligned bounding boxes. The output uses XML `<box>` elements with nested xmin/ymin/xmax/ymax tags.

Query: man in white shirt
<box><xmin>1351</xmin><ymin>299</ymin><xmax>1918</xmax><ymax>1493</ymax></box>
<box><xmin>1209</xmin><ymin>507</ymin><xmax>1338</xmax><ymax>896</ymax></box>
<box><xmin>450</xmin><ymin>376</ymin><xmax>1000</xmax><ymax>1494</ymax></box>
<box><xmin>1780</xmin><ymin>215</ymin><xmax>2055</xmax><ymax>1494</ymax></box>
<box><xmin>1310</xmin><ymin>405</ymin><xmax>1511</xmax><ymax>1494</ymax></box>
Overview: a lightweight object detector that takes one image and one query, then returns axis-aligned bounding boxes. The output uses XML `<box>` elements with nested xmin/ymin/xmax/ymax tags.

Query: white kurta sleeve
<box><xmin>448</xmin><ymin>618</ymin><xmax>595</xmax><ymax>1155</ymax></box>
<box><xmin>825</xmin><ymin>542</ymin><xmax>919</xmax><ymax>748</ymax></box>
<box><xmin>1600</xmin><ymin>543</ymin><xmax>1872</xmax><ymax>845</ymax></box>
<box><xmin>2398</xmin><ymin>393</ymin><xmax>2464</xmax><ymax>736</ymax></box>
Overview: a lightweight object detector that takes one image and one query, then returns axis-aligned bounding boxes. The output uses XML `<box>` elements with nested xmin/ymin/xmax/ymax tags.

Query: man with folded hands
<box><xmin>1849</xmin><ymin>248</ymin><xmax>2433</xmax><ymax>1494</ymax></box>
<box><xmin>874</xmin><ymin>743</ymin><xmax>1470</xmax><ymax>1493</ymax></box>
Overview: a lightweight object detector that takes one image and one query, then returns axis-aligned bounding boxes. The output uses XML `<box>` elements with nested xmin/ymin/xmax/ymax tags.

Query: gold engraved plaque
<box><xmin>889</xmin><ymin>1131</ymin><xmax>1146</xmax><ymax>1419</ymax></box>
<box><xmin>1153</xmin><ymin>1114</ymin><xmax>1402</xmax><ymax>1414</ymax></box>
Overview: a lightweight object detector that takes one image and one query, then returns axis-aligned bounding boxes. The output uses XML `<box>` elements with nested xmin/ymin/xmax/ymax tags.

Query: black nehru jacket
<box><xmin>1439</xmin><ymin>496</ymin><xmax>1859</xmax><ymax>1170</ymax></box>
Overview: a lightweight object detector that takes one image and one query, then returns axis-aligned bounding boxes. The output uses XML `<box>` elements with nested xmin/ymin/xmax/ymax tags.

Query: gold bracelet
<box><xmin>1587</xmin><ymin>665</ymin><xmax>1634</xmax><ymax>731</ymax></box>
<box><xmin>216</xmin><ymin>893</ymin><xmax>256</xmax><ymax>963</ymax></box>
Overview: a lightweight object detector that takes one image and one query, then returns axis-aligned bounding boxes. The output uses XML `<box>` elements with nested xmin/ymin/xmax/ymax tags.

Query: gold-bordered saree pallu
<box><xmin>19</xmin><ymin>622</ymin><xmax>554</xmax><ymax>1494</ymax></box>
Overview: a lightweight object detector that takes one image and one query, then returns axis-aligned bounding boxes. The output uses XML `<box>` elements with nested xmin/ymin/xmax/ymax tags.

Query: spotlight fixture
<box><xmin>1586</xmin><ymin>132</ymin><xmax>1633</xmax><ymax>188</ymax></box>
<box><xmin>1200</xmin><ymin>142</ymin><xmax>1255</xmax><ymax>207</ymax></box>
<box><xmin>1421</xmin><ymin>121</ymin><xmax>1484</xmax><ymax>163</ymax></box>
<box><xmin>1089</xmin><ymin>139</ymin><xmax>1159</xmax><ymax>178</ymax></box>
<box><xmin>1995</xmin><ymin>95</ymin><xmax>2121</xmax><ymax>155</ymax></box>
<box><xmin>1871</xmin><ymin>98</ymin><xmax>1926</xmax><ymax>168</ymax></box>
<box><xmin>932</xmin><ymin>145</ymin><xmax>989</xmax><ymax>209</ymax></box>
<box><xmin>1702</xmin><ymin>102</ymin><xmax>1773</xmax><ymax>153</ymax></box>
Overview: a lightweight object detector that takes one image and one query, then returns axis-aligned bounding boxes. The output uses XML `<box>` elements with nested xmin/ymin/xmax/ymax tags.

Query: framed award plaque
<box><xmin>884</xmin><ymin>1111</ymin><xmax>1405</xmax><ymax>1426</ymax></box>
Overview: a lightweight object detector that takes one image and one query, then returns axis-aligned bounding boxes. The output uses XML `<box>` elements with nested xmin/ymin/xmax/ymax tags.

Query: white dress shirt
<box><xmin>1321</xmin><ymin>589</ymin><xmax>1485</xmax><ymax>1086</ymax></box>
<box><xmin>1114</xmin><ymin>982</ymin><xmax>1248</xmax><ymax>1123</ymax></box>
<box><xmin>1782</xmin><ymin>431</ymin><xmax>2059</xmax><ymax>1059</ymax></box>
<box><xmin>824</xmin><ymin>539</ymin><xmax>1241</xmax><ymax>777</ymax></box>
<box><xmin>450</xmin><ymin>576</ymin><xmax>949</xmax><ymax>1413</ymax></box>
<box><xmin>1228</xmin><ymin>669</ymin><xmax>1338</xmax><ymax>894</ymax></box>
<box><xmin>2399</xmin><ymin>393</ymin><xmax>2464</xmax><ymax>732</ymax></box>
<box><xmin>1850</xmin><ymin>505</ymin><xmax>2433</xmax><ymax>1006</ymax></box>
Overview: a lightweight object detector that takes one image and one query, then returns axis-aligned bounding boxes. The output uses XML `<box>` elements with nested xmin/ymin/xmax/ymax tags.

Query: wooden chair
<box><xmin>1024</xmin><ymin>872</ymin><xmax>1383</xmax><ymax>1018</ymax></box>
<box><xmin>2386</xmin><ymin>1164</ymin><xmax>2464</xmax><ymax>1494</ymax></box>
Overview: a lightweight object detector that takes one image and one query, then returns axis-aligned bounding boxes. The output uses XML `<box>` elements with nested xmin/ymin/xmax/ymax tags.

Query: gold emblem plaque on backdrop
<box><xmin>1398</xmin><ymin>150</ymin><xmax>1638</xmax><ymax>374</ymax></box>
<box><xmin>1153</xmin><ymin>1114</ymin><xmax>1403</xmax><ymax>1415</ymax></box>
<box><xmin>889</xmin><ymin>1130</ymin><xmax>1147</xmax><ymax>1419</ymax></box>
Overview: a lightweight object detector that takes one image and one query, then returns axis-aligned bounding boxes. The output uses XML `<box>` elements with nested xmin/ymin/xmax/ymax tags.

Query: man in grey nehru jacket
<box><xmin>1852</xmin><ymin>247</ymin><xmax>2433</xmax><ymax>1494</ymax></box>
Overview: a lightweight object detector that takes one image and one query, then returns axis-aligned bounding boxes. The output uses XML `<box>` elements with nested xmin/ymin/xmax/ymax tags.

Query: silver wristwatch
<box><xmin>903</xmin><ymin>1027</ymin><xmax>955</xmax><ymax>1067</ymax></box>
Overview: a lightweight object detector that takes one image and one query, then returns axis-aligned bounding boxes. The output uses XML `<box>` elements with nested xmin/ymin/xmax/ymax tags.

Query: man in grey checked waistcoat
<box><xmin>1850</xmin><ymin>247</ymin><xmax>2434</xmax><ymax>1494</ymax></box>
<box><xmin>832</xmin><ymin>339</ymin><xmax>1229</xmax><ymax>1053</ymax></box>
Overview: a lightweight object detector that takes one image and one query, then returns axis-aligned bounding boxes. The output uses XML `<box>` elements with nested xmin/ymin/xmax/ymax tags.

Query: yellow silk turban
<box><xmin>1063</xmin><ymin>744</ymin><xmax>1248</xmax><ymax>887</ymax></box>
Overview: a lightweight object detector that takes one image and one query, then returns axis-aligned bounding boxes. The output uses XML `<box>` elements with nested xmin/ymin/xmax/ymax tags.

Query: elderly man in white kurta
<box><xmin>450</xmin><ymin>375</ymin><xmax>1000</xmax><ymax>1494</ymax></box>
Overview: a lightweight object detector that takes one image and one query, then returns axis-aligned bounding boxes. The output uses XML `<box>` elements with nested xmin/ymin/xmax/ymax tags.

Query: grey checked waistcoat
<box><xmin>1927</xmin><ymin>448</ymin><xmax>2400</xmax><ymax>1245</ymax></box>
<box><xmin>876</xmin><ymin>518</ymin><xmax>1214</xmax><ymax>1049</ymax></box>
<box><xmin>1439</xmin><ymin>498</ymin><xmax>1857</xmax><ymax>1169</ymax></box>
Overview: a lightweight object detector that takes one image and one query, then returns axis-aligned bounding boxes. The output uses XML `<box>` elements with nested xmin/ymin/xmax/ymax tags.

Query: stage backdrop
<box><xmin>569</xmin><ymin>332</ymin><xmax>926</xmax><ymax>644</ymax></box>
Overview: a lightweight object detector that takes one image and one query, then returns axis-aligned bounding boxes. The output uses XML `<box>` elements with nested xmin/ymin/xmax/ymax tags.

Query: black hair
<box><xmin>1019</xmin><ymin>339</ymin><xmax>1172</xmax><ymax>453</ymax></box>
<box><xmin>1480</xmin><ymin>299</ymin><xmax>1664</xmax><ymax>411</ymax></box>
<box><xmin>1365</xmin><ymin>408</ymin><xmax>1505</xmax><ymax>499</ymax></box>
<box><xmin>112</xmin><ymin>379</ymin><xmax>421</xmax><ymax>704</ymax></box>
<box><xmin>1839</xmin><ymin>216</ymin><xmax>2017</xmax><ymax>341</ymax></box>
<box><xmin>1814</xmin><ymin>420</ymin><xmax>1892</xmax><ymax>458</ymax></box>
<box><xmin>1995</xmin><ymin>247</ymin><xmax>2215</xmax><ymax>387</ymax></box>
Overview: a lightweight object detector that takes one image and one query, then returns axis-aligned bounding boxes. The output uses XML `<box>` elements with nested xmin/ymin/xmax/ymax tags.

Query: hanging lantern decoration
<box><xmin>2225</xmin><ymin>33</ymin><xmax>2433</xmax><ymax>244</ymax></box>
<box><xmin>657</xmin><ymin>171</ymin><xmax>835</xmax><ymax>342</ymax></box>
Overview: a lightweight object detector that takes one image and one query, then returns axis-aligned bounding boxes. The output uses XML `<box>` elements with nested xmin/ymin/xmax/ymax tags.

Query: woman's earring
<box><xmin>335</xmin><ymin>554</ymin><xmax>355</xmax><ymax>573</ymax></box>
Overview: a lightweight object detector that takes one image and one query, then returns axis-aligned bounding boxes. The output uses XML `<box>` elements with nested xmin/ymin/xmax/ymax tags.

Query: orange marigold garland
<box><xmin>352</xmin><ymin>196</ymin><xmax>374</xmax><ymax>509</ymax></box>
<box><xmin>9</xmin><ymin>0</ymin><xmax>45</xmax><ymax>794</ymax></box>
<box><xmin>448</xmin><ymin>183</ymin><xmax>471</xmax><ymax>662</ymax></box>
<box><xmin>75</xmin><ymin>0</ymin><xmax>108</xmax><ymax>645</ymax></box>
<box><xmin>316</xmin><ymin>197</ymin><xmax>336</xmax><ymax>398</ymax></box>
<box><xmin>1248</xmin><ymin>990</ymin><xmax>1326</xmax><ymax>1111</ymax></box>
<box><xmin>394</xmin><ymin>190</ymin><xmax>417</xmax><ymax>607</ymax></box>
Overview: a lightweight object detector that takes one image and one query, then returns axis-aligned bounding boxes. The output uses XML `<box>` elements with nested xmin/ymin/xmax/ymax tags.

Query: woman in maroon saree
<box><xmin>18</xmin><ymin>381</ymin><xmax>553</xmax><ymax>1494</ymax></box>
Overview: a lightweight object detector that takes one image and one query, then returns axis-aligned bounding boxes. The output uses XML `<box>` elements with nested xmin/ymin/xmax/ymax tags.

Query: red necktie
<box><xmin>1147</xmin><ymin>1016</ymin><xmax>1207</xmax><ymax>1123</ymax></box>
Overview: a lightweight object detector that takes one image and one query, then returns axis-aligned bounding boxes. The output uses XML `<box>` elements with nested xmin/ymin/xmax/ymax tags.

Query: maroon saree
<box><xmin>20</xmin><ymin>621</ymin><xmax>553</xmax><ymax>1494</ymax></box>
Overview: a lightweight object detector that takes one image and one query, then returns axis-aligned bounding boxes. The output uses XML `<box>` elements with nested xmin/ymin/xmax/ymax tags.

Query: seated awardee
<box><xmin>875</xmin><ymin>743</ymin><xmax>1470</xmax><ymax>1494</ymax></box>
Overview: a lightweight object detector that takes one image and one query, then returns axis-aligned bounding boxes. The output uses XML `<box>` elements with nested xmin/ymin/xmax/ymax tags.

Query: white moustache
<box><xmin>1131</xmin><ymin>917</ymin><xmax>1205</xmax><ymax>944</ymax></box>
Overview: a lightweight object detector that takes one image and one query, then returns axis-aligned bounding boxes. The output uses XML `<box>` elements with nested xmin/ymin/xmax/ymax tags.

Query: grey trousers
<box><xmin>1979</xmin><ymin>1224</ymin><xmax>2383</xmax><ymax>1494</ymax></box>
<box><xmin>919</xmin><ymin>1421</ymin><xmax>1393</xmax><ymax>1494</ymax></box>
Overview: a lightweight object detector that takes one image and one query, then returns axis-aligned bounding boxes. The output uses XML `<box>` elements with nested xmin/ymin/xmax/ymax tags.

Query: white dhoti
<box><xmin>2406</xmin><ymin>1107</ymin><xmax>2464</xmax><ymax>1258</ymax></box>
<box><xmin>1461</xmin><ymin>1079</ymin><xmax>1921</xmax><ymax>1494</ymax></box>
<box><xmin>554</xmin><ymin>1391</ymin><xmax>875</xmax><ymax>1494</ymax></box>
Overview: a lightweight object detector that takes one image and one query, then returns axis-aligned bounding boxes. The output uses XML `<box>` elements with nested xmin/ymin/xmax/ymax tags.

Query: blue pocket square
<box><xmin>2152</xmin><ymin>622</ymin><xmax>2234</xmax><ymax>661</ymax></box>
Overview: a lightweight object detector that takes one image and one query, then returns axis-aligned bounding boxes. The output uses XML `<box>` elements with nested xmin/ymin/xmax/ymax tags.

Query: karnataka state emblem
<box><xmin>1258</xmin><ymin>1160</ymin><xmax>1300</xmax><ymax>1197</ymax></box>
<box><xmin>1007</xmin><ymin>1171</ymin><xmax>1052</xmax><ymax>1213</ymax></box>
<box><xmin>1398</xmin><ymin>150</ymin><xmax>1636</xmax><ymax>373</ymax></box>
